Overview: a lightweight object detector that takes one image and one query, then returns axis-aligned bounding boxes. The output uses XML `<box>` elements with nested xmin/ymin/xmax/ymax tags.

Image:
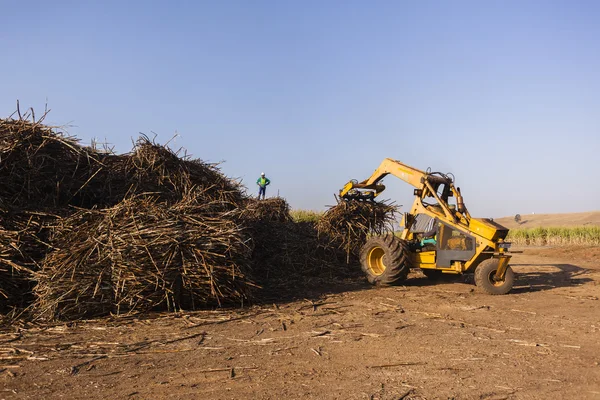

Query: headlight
<box><xmin>499</xmin><ymin>242</ymin><xmax>512</xmax><ymax>249</ymax></box>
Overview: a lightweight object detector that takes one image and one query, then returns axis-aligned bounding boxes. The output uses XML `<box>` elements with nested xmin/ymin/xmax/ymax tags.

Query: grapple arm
<box><xmin>339</xmin><ymin>158</ymin><xmax>427</xmax><ymax>200</ymax></box>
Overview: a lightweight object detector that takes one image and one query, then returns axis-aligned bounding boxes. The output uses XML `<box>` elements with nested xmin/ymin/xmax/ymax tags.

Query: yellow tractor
<box><xmin>340</xmin><ymin>158</ymin><xmax>515</xmax><ymax>294</ymax></box>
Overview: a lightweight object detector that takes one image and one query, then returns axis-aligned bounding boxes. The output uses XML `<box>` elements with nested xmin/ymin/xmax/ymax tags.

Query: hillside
<box><xmin>495</xmin><ymin>211</ymin><xmax>600</xmax><ymax>229</ymax></box>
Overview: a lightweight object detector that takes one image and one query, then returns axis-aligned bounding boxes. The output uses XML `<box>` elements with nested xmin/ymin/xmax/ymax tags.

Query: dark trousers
<box><xmin>258</xmin><ymin>186</ymin><xmax>266</xmax><ymax>199</ymax></box>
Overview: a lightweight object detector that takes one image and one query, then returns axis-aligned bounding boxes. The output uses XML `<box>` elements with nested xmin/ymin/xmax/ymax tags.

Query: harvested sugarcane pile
<box><xmin>0</xmin><ymin>118</ymin><xmax>113</xmax><ymax>210</ymax></box>
<box><xmin>0</xmin><ymin>116</ymin><xmax>111</xmax><ymax>311</ymax></box>
<box><xmin>0</xmin><ymin>116</ymin><xmax>111</xmax><ymax>313</ymax></box>
<box><xmin>33</xmin><ymin>193</ymin><xmax>254</xmax><ymax>321</ymax></box>
<box><xmin>240</xmin><ymin>198</ymin><xmax>353</xmax><ymax>291</ymax></box>
<box><xmin>33</xmin><ymin>209</ymin><xmax>114</xmax><ymax>320</ymax></box>
<box><xmin>0</xmin><ymin>228</ymin><xmax>33</xmax><ymax>311</ymax></box>
<box><xmin>0</xmin><ymin>112</ymin><xmax>380</xmax><ymax>322</ymax></box>
<box><xmin>316</xmin><ymin>199</ymin><xmax>399</xmax><ymax>257</ymax></box>
<box><xmin>124</xmin><ymin>136</ymin><xmax>246</xmax><ymax>208</ymax></box>
<box><xmin>0</xmin><ymin>209</ymin><xmax>59</xmax><ymax>311</ymax></box>
<box><xmin>241</xmin><ymin>197</ymin><xmax>293</xmax><ymax>223</ymax></box>
<box><xmin>0</xmin><ymin>115</ymin><xmax>257</xmax><ymax>320</ymax></box>
<box><xmin>0</xmin><ymin>117</ymin><xmax>244</xmax><ymax>211</ymax></box>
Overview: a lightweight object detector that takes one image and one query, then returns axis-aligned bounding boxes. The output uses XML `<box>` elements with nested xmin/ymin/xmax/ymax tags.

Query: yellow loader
<box><xmin>340</xmin><ymin>158</ymin><xmax>516</xmax><ymax>294</ymax></box>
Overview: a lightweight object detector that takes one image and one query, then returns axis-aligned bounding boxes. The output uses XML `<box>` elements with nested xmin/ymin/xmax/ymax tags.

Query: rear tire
<box><xmin>474</xmin><ymin>259</ymin><xmax>514</xmax><ymax>295</ymax></box>
<box><xmin>360</xmin><ymin>235</ymin><xmax>410</xmax><ymax>285</ymax></box>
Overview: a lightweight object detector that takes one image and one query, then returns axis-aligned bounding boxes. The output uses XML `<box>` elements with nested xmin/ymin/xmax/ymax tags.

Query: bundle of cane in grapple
<box><xmin>316</xmin><ymin>199</ymin><xmax>399</xmax><ymax>258</ymax></box>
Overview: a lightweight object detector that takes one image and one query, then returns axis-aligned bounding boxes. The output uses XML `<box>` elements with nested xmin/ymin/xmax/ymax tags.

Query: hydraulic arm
<box><xmin>340</xmin><ymin>158</ymin><xmax>471</xmax><ymax>227</ymax></box>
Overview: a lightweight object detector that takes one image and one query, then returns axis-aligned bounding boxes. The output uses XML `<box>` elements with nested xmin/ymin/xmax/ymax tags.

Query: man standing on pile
<box><xmin>256</xmin><ymin>172</ymin><xmax>270</xmax><ymax>200</ymax></box>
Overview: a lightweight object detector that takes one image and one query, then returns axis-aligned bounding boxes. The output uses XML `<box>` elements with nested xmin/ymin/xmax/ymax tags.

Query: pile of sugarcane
<box><xmin>125</xmin><ymin>136</ymin><xmax>246</xmax><ymax>208</ymax></box>
<box><xmin>0</xmin><ymin>113</ymin><xmax>397</xmax><ymax>322</ymax></box>
<box><xmin>241</xmin><ymin>200</ymin><xmax>352</xmax><ymax>291</ymax></box>
<box><xmin>0</xmin><ymin>208</ymin><xmax>63</xmax><ymax>313</ymax></box>
<box><xmin>0</xmin><ymin>115</ymin><xmax>252</xmax><ymax>320</ymax></box>
<box><xmin>34</xmin><ymin>194</ymin><xmax>254</xmax><ymax>321</ymax></box>
<box><xmin>240</xmin><ymin>198</ymin><xmax>293</xmax><ymax>223</ymax></box>
<box><xmin>0</xmin><ymin>118</ymin><xmax>106</xmax><ymax>210</ymax></box>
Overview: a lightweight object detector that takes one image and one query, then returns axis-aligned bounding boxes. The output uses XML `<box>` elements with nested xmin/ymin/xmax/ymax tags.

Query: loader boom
<box><xmin>341</xmin><ymin>158</ymin><xmax>428</xmax><ymax>193</ymax></box>
<box><xmin>340</xmin><ymin>158</ymin><xmax>471</xmax><ymax>228</ymax></box>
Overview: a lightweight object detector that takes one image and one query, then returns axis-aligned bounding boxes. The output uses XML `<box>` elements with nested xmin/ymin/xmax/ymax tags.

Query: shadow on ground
<box><xmin>255</xmin><ymin>270</ymin><xmax>368</xmax><ymax>305</ymax></box>
<box><xmin>257</xmin><ymin>269</ymin><xmax>470</xmax><ymax>304</ymax></box>
<box><xmin>7</xmin><ymin>263</ymin><xmax>590</xmax><ymax>328</ymax></box>
<box><xmin>259</xmin><ymin>261</ymin><xmax>597</xmax><ymax>302</ymax></box>
<box><xmin>510</xmin><ymin>263</ymin><xmax>593</xmax><ymax>293</ymax></box>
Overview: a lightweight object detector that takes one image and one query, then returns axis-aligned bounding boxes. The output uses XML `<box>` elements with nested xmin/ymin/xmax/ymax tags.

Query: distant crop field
<box><xmin>290</xmin><ymin>209</ymin><xmax>323</xmax><ymax>223</ymax></box>
<box><xmin>507</xmin><ymin>226</ymin><xmax>600</xmax><ymax>246</ymax></box>
<box><xmin>290</xmin><ymin>209</ymin><xmax>600</xmax><ymax>247</ymax></box>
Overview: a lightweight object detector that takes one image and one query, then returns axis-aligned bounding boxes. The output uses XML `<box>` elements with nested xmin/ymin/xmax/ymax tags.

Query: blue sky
<box><xmin>2</xmin><ymin>1</ymin><xmax>599</xmax><ymax>217</ymax></box>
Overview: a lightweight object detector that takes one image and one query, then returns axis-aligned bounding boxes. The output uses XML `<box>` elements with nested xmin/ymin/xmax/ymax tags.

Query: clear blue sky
<box><xmin>2</xmin><ymin>1</ymin><xmax>599</xmax><ymax>217</ymax></box>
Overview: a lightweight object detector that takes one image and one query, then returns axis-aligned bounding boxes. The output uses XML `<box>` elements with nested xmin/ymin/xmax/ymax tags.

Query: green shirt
<box><xmin>257</xmin><ymin>177</ymin><xmax>270</xmax><ymax>187</ymax></box>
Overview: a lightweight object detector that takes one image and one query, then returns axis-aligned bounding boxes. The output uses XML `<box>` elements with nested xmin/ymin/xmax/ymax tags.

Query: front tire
<box><xmin>360</xmin><ymin>235</ymin><xmax>410</xmax><ymax>285</ymax></box>
<box><xmin>474</xmin><ymin>259</ymin><xmax>514</xmax><ymax>295</ymax></box>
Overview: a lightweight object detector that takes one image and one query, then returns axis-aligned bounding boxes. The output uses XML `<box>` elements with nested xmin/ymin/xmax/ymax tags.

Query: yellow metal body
<box><xmin>340</xmin><ymin>158</ymin><xmax>512</xmax><ymax>274</ymax></box>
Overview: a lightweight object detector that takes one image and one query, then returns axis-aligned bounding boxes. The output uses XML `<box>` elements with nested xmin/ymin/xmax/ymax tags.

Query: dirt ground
<box><xmin>1</xmin><ymin>246</ymin><xmax>599</xmax><ymax>400</ymax></box>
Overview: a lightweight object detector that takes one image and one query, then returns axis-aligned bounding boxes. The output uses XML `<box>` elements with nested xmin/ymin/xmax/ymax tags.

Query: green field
<box><xmin>507</xmin><ymin>226</ymin><xmax>600</xmax><ymax>246</ymax></box>
<box><xmin>291</xmin><ymin>209</ymin><xmax>600</xmax><ymax>246</ymax></box>
<box><xmin>290</xmin><ymin>209</ymin><xmax>323</xmax><ymax>223</ymax></box>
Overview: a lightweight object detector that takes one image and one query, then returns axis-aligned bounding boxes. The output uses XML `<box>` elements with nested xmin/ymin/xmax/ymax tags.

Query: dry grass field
<box><xmin>495</xmin><ymin>211</ymin><xmax>600</xmax><ymax>229</ymax></box>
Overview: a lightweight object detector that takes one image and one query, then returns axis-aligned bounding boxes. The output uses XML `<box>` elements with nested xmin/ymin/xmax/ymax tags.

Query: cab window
<box><xmin>438</xmin><ymin>224</ymin><xmax>474</xmax><ymax>251</ymax></box>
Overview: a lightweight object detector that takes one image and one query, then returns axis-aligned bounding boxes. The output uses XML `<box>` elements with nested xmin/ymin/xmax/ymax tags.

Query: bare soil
<box><xmin>1</xmin><ymin>246</ymin><xmax>599</xmax><ymax>400</ymax></box>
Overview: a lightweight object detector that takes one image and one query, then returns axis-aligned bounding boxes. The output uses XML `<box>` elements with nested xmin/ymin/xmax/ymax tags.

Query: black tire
<box><xmin>360</xmin><ymin>235</ymin><xmax>411</xmax><ymax>285</ymax></box>
<box><xmin>474</xmin><ymin>259</ymin><xmax>515</xmax><ymax>295</ymax></box>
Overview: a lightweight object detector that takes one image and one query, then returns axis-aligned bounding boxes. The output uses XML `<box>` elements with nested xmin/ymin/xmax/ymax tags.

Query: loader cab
<box><xmin>409</xmin><ymin>214</ymin><xmax>476</xmax><ymax>268</ymax></box>
<box><xmin>435</xmin><ymin>222</ymin><xmax>476</xmax><ymax>267</ymax></box>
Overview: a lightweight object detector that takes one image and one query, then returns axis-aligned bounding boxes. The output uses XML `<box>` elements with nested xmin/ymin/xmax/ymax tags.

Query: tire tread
<box><xmin>360</xmin><ymin>235</ymin><xmax>411</xmax><ymax>285</ymax></box>
<box><xmin>474</xmin><ymin>258</ymin><xmax>514</xmax><ymax>295</ymax></box>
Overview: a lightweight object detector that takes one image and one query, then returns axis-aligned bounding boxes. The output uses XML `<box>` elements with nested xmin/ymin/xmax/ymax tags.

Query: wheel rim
<box><xmin>367</xmin><ymin>247</ymin><xmax>386</xmax><ymax>276</ymax></box>
<box><xmin>488</xmin><ymin>269</ymin><xmax>504</xmax><ymax>286</ymax></box>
